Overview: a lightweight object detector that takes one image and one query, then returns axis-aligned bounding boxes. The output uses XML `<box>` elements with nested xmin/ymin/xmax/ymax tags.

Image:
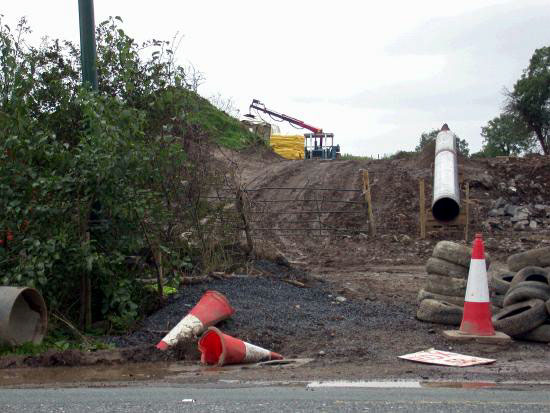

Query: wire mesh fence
<box><xmin>200</xmin><ymin>185</ymin><xmax>371</xmax><ymax>243</ymax></box>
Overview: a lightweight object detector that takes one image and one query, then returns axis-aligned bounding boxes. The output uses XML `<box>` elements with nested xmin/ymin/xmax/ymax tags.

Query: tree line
<box><xmin>417</xmin><ymin>46</ymin><xmax>550</xmax><ymax>157</ymax></box>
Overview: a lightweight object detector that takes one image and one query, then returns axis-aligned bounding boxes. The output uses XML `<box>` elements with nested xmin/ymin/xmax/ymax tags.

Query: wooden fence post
<box><xmin>362</xmin><ymin>170</ymin><xmax>376</xmax><ymax>236</ymax></box>
<box><xmin>236</xmin><ymin>187</ymin><xmax>254</xmax><ymax>255</ymax></box>
<box><xmin>419</xmin><ymin>179</ymin><xmax>426</xmax><ymax>239</ymax></box>
<box><xmin>464</xmin><ymin>181</ymin><xmax>470</xmax><ymax>242</ymax></box>
<box><xmin>156</xmin><ymin>248</ymin><xmax>164</xmax><ymax>303</ymax></box>
<box><xmin>314</xmin><ymin>190</ymin><xmax>323</xmax><ymax>237</ymax></box>
<box><xmin>80</xmin><ymin>231</ymin><xmax>92</xmax><ymax>330</ymax></box>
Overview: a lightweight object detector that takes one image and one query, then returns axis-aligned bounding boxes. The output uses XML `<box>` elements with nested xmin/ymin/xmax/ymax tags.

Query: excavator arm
<box><xmin>247</xmin><ymin>99</ymin><xmax>323</xmax><ymax>134</ymax></box>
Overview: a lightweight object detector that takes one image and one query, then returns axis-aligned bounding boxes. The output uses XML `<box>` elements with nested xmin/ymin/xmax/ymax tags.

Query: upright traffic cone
<box><xmin>198</xmin><ymin>327</ymin><xmax>284</xmax><ymax>366</ymax></box>
<box><xmin>443</xmin><ymin>234</ymin><xmax>511</xmax><ymax>343</ymax></box>
<box><xmin>460</xmin><ymin>233</ymin><xmax>494</xmax><ymax>335</ymax></box>
<box><xmin>156</xmin><ymin>291</ymin><xmax>235</xmax><ymax>350</ymax></box>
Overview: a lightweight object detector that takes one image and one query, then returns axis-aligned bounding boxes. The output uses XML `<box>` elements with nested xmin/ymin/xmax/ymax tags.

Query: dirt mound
<box><xmin>226</xmin><ymin>147</ymin><xmax>550</xmax><ymax>267</ymax></box>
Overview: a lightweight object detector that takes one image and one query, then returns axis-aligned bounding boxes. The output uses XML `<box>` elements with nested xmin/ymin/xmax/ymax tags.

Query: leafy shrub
<box><xmin>0</xmin><ymin>16</ymin><xmax>248</xmax><ymax>329</ymax></box>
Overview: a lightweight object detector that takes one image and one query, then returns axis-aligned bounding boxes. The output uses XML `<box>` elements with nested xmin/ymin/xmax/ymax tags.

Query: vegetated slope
<box><xmin>228</xmin><ymin>147</ymin><xmax>550</xmax><ymax>269</ymax></box>
<box><xmin>184</xmin><ymin>91</ymin><xmax>258</xmax><ymax>150</ymax></box>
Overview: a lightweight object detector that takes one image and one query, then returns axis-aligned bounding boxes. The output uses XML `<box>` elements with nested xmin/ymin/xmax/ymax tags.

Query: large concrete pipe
<box><xmin>0</xmin><ymin>287</ymin><xmax>47</xmax><ymax>345</ymax></box>
<box><xmin>431</xmin><ymin>124</ymin><xmax>460</xmax><ymax>222</ymax></box>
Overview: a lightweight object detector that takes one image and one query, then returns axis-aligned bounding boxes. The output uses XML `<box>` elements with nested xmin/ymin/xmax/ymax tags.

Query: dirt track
<box><xmin>227</xmin><ymin>146</ymin><xmax>550</xmax><ymax>268</ymax></box>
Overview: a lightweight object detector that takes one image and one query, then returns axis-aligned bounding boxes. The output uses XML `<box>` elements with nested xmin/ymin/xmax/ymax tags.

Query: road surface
<box><xmin>1</xmin><ymin>383</ymin><xmax>550</xmax><ymax>412</ymax></box>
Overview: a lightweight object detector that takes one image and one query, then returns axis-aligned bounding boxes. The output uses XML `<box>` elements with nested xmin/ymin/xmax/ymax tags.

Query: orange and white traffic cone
<box><xmin>198</xmin><ymin>327</ymin><xmax>284</xmax><ymax>366</ymax></box>
<box><xmin>156</xmin><ymin>291</ymin><xmax>235</xmax><ymax>351</ymax></box>
<box><xmin>444</xmin><ymin>234</ymin><xmax>511</xmax><ymax>343</ymax></box>
<box><xmin>460</xmin><ymin>233</ymin><xmax>494</xmax><ymax>336</ymax></box>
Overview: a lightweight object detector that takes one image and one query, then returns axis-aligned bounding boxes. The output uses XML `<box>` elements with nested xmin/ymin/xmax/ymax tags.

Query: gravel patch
<box><xmin>109</xmin><ymin>275</ymin><xmax>416</xmax><ymax>359</ymax></box>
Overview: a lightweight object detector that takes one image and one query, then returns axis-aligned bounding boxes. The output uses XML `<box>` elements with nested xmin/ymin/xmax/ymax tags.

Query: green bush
<box><xmin>0</xmin><ymin>17</ymin><xmax>247</xmax><ymax>329</ymax></box>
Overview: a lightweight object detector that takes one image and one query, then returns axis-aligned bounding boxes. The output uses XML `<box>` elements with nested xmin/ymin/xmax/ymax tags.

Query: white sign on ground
<box><xmin>398</xmin><ymin>348</ymin><xmax>495</xmax><ymax>367</ymax></box>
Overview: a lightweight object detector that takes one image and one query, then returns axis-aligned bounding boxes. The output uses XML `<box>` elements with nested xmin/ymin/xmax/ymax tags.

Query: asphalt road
<box><xmin>1</xmin><ymin>385</ymin><xmax>550</xmax><ymax>412</ymax></box>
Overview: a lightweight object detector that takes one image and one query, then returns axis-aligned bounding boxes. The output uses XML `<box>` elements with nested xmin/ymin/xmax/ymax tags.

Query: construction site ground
<box><xmin>2</xmin><ymin>146</ymin><xmax>550</xmax><ymax>387</ymax></box>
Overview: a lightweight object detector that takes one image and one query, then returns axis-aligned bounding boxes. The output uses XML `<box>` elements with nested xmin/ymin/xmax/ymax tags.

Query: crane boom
<box><xmin>248</xmin><ymin>99</ymin><xmax>323</xmax><ymax>134</ymax></box>
<box><xmin>244</xmin><ymin>98</ymin><xmax>340</xmax><ymax>160</ymax></box>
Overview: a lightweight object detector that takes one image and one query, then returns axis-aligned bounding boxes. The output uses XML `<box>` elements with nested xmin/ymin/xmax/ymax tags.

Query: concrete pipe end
<box><xmin>432</xmin><ymin>197</ymin><xmax>460</xmax><ymax>222</ymax></box>
<box><xmin>0</xmin><ymin>287</ymin><xmax>48</xmax><ymax>346</ymax></box>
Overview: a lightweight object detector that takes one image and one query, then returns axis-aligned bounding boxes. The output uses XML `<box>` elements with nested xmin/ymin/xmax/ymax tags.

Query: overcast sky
<box><xmin>3</xmin><ymin>1</ymin><xmax>550</xmax><ymax>156</ymax></box>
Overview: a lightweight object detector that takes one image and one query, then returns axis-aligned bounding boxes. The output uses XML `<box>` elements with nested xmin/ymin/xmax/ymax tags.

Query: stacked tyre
<box><xmin>491</xmin><ymin>247</ymin><xmax>550</xmax><ymax>343</ymax></box>
<box><xmin>416</xmin><ymin>241</ymin><xmax>489</xmax><ymax>326</ymax></box>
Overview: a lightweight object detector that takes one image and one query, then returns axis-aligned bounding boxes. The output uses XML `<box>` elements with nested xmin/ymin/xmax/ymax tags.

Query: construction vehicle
<box><xmin>243</xmin><ymin>99</ymin><xmax>340</xmax><ymax>160</ymax></box>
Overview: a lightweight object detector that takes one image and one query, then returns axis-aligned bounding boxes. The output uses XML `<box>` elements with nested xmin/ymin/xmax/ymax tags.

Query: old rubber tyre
<box><xmin>432</xmin><ymin>241</ymin><xmax>472</xmax><ymax>267</ymax></box>
<box><xmin>491</xmin><ymin>293</ymin><xmax>505</xmax><ymax>308</ymax></box>
<box><xmin>510</xmin><ymin>266</ymin><xmax>550</xmax><ymax>287</ymax></box>
<box><xmin>491</xmin><ymin>272</ymin><xmax>514</xmax><ymax>295</ymax></box>
<box><xmin>416</xmin><ymin>299</ymin><xmax>463</xmax><ymax>326</ymax></box>
<box><xmin>417</xmin><ymin>289</ymin><xmax>465</xmax><ymax>306</ymax></box>
<box><xmin>432</xmin><ymin>241</ymin><xmax>492</xmax><ymax>268</ymax></box>
<box><xmin>503</xmin><ymin>281</ymin><xmax>550</xmax><ymax>307</ymax></box>
<box><xmin>425</xmin><ymin>274</ymin><xmax>467</xmax><ymax>297</ymax></box>
<box><xmin>426</xmin><ymin>257</ymin><xmax>469</xmax><ymax>279</ymax></box>
<box><xmin>547</xmin><ymin>298</ymin><xmax>550</xmax><ymax>315</ymax></box>
<box><xmin>517</xmin><ymin>322</ymin><xmax>550</xmax><ymax>343</ymax></box>
<box><xmin>507</xmin><ymin>247</ymin><xmax>550</xmax><ymax>272</ymax></box>
<box><xmin>491</xmin><ymin>299</ymin><xmax>547</xmax><ymax>337</ymax></box>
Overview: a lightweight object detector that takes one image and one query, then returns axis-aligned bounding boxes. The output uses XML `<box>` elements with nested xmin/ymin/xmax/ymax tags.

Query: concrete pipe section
<box><xmin>432</xmin><ymin>124</ymin><xmax>460</xmax><ymax>222</ymax></box>
<box><xmin>0</xmin><ymin>287</ymin><xmax>48</xmax><ymax>345</ymax></box>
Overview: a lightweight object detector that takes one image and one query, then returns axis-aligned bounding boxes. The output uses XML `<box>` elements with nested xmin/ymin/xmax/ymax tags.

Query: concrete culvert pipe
<box><xmin>0</xmin><ymin>287</ymin><xmax>48</xmax><ymax>346</ymax></box>
<box><xmin>431</xmin><ymin>124</ymin><xmax>461</xmax><ymax>222</ymax></box>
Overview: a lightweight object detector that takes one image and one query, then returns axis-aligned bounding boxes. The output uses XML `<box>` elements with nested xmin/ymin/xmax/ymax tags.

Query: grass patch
<box><xmin>184</xmin><ymin>91</ymin><xmax>259</xmax><ymax>150</ymax></box>
<box><xmin>0</xmin><ymin>332</ymin><xmax>114</xmax><ymax>357</ymax></box>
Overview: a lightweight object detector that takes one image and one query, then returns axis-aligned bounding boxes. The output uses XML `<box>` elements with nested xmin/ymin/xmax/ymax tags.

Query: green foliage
<box><xmin>480</xmin><ymin>113</ymin><xmax>535</xmax><ymax>156</ymax></box>
<box><xmin>415</xmin><ymin>129</ymin><xmax>470</xmax><ymax>157</ymax></box>
<box><xmin>388</xmin><ymin>150</ymin><xmax>416</xmax><ymax>160</ymax></box>
<box><xmin>144</xmin><ymin>283</ymin><xmax>178</xmax><ymax>296</ymax></box>
<box><xmin>0</xmin><ymin>16</ymin><xmax>247</xmax><ymax>330</ymax></box>
<box><xmin>184</xmin><ymin>93</ymin><xmax>259</xmax><ymax>149</ymax></box>
<box><xmin>507</xmin><ymin>46</ymin><xmax>550</xmax><ymax>154</ymax></box>
<box><xmin>339</xmin><ymin>153</ymin><xmax>374</xmax><ymax>161</ymax></box>
<box><xmin>0</xmin><ymin>329</ymin><xmax>113</xmax><ymax>356</ymax></box>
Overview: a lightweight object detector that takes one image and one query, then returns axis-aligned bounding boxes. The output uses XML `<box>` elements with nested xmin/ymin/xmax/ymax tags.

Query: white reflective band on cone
<box><xmin>243</xmin><ymin>342</ymin><xmax>272</xmax><ymax>363</ymax></box>
<box><xmin>162</xmin><ymin>314</ymin><xmax>203</xmax><ymax>346</ymax></box>
<box><xmin>464</xmin><ymin>259</ymin><xmax>490</xmax><ymax>302</ymax></box>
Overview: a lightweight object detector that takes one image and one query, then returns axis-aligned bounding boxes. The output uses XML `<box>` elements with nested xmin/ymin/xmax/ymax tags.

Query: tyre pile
<box><xmin>491</xmin><ymin>247</ymin><xmax>550</xmax><ymax>343</ymax></box>
<box><xmin>416</xmin><ymin>241</ymin><xmax>491</xmax><ymax>326</ymax></box>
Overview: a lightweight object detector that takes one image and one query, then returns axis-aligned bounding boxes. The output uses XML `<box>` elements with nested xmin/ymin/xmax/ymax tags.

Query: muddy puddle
<box><xmin>308</xmin><ymin>380</ymin><xmax>550</xmax><ymax>390</ymax></box>
<box><xmin>0</xmin><ymin>362</ymin><xmax>189</xmax><ymax>387</ymax></box>
<box><xmin>0</xmin><ymin>359</ymin><xmax>313</xmax><ymax>388</ymax></box>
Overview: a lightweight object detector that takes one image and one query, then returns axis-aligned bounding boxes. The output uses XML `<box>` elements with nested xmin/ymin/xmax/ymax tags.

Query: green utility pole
<box><xmin>78</xmin><ymin>0</ymin><xmax>98</xmax><ymax>90</ymax></box>
<box><xmin>78</xmin><ymin>0</ymin><xmax>98</xmax><ymax>331</ymax></box>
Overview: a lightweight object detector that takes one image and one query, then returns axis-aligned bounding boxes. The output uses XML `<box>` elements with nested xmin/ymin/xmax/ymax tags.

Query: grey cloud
<box><xmin>343</xmin><ymin>79</ymin><xmax>502</xmax><ymax>120</ymax></box>
<box><xmin>335</xmin><ymin>2</ymin><xmax>550</xmax><ymax>120</ymax></box>
<box><xmin>387</xmin><ymin>1</ymin><xmax>550</xmax><ymax>60</ymax></box>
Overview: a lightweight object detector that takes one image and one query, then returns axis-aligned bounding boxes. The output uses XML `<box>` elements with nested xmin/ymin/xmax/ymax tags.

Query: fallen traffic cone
<box><xmin>156</xmin><ymin>291</ymin><xmax>235</xmax><ymax>350</ymax></box>
<box><xmin>443</xmin><ymin>234</ymin><xmax>511</xmax><ymax>343</ymax></box>
<box><xmin>198</xmin><ymin>327</ymin><xmax>284</xmax><ymax>366</ymax></box>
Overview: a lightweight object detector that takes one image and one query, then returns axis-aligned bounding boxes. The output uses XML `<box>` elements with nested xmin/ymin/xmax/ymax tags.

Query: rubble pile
<box><xmin>491</xmin><ymin>247</ymin><xmax>550</xmax><ymax>342</ymax></box>
<box><xmin>484</xmin><ymin>197</ymin><xmax>550</xmax><ymax>232</ymax></box>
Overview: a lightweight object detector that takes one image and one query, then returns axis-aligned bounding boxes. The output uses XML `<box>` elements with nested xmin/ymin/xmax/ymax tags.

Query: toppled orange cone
<box><xmin>156</xmin><ymin>291</ymin><xmax>235</xmax><ymax>350</ymax></box>
<box><xmin>198</xmin><ymin>327</ymin><xmax>284</xmax><ymax>366</ymax></box>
